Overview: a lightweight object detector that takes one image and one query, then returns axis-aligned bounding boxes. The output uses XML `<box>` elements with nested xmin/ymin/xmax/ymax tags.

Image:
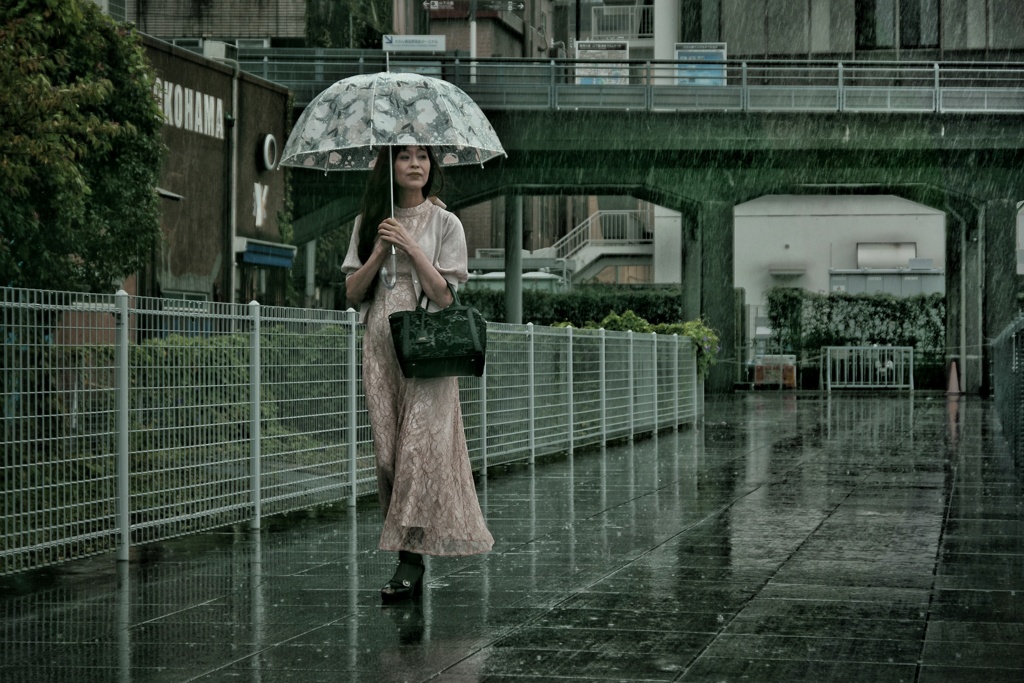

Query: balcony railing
<box><xmin>591</xmin><ymin>4</ymin><xmax>653</xmax><ymax>41</ymax></box>
<box><xmin>238</xmin><ymin>50</ymin><xmax>1024</xmax><ymax>114</ymax></box>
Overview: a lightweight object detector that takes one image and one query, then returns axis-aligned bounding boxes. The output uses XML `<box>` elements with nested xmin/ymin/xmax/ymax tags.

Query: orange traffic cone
<box><xmin>947</xmin><ymin>360</ymin><xmax>961</xmax><ymax>395</ymax></box>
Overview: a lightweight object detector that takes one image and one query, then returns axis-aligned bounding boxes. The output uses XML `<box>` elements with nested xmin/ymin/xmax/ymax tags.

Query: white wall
<box><xmin>653</xmin><ymin>205</ymin><xmax>682</xmax><ymax>283</ymax></box>
<box><xmin>734</xmin><ymin>195</ymin><xmax>946</xmax><ymax>307</ymax></box>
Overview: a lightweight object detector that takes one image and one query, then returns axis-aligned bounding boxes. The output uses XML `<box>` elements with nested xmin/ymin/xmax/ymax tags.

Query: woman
<box><xmin>342</xmin><ymin>145</ymin><xmax>494</xmax><ymax>603</ymax></box>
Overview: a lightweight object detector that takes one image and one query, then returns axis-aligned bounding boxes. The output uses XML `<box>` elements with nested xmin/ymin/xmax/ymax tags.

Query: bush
<box><xmin>555</xmin><ymin>310</ymin><xmax>720</xmax><ymax>379</ymax></box>
<box><xmin>460</xmin><ymin>285</ymin><xmax>684</xmax><ymax>327</ymax></box>
<box><xmin>765</xmin><ymin>287</ymin><xmax>946</xmax><ymax>386</ymax></box>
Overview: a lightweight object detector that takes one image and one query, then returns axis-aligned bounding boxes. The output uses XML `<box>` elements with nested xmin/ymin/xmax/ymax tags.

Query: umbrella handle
<box><xmin>380</xmin><ymin>145</ymin><xmax>398</xmax><ymax>289</ymax></box>
<box><xmin>380</xmin><ymin>246</ymin><xmax>398</xmax><ymax>289</ymax></box>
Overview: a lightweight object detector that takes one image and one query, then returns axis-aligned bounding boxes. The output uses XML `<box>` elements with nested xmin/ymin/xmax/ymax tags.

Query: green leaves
<box><xmin>0</xmin><ymin>0</ymin><xmax>165</xmax><ymax>291</ymax></box>
<box><xmin>765</xmin><ymin>286</ymin><xmax>945</xmax><ymax>365</ymax></box>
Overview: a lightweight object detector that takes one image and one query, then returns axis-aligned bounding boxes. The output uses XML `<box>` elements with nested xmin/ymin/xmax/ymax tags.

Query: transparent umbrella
<box><xmin>280</xmin><ymin>70</ymin><xmax>506</xmax><ymax>288</ymax></box>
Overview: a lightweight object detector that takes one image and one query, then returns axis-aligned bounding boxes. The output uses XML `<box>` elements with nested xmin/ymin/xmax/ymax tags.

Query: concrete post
<box><xmin>699</xmin><ymin>201</ymin><xmax>736</xmax><ymax>394</ymax></box>
<box><xmin>983</xmin><ymin>198</ymin><xmax>1019</xmax><ymax>396</ymax></box>
<box><xmin>504</xmin><ymin>194</ymin><xmax>524</xmax><ymax>324</ymax></box>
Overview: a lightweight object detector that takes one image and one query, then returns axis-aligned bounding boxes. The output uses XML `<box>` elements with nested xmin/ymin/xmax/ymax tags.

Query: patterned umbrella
<box><xmin>280</xmin><ymin>71</ymin><xmax>506</xmax><ymax>171</ymax></box>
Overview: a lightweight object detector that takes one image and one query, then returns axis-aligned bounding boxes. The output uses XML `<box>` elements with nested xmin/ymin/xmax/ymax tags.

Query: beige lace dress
<box><xmin>342</xmin><ymin>199</ymin><xmax>494</xmax><ymax>556</ymax></box>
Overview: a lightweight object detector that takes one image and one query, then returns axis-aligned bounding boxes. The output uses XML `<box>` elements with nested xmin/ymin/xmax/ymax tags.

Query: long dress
<box><xmin>346</xmin><ymin>199</ymin><xmax>493</xmax><ymax>556</ymax></box>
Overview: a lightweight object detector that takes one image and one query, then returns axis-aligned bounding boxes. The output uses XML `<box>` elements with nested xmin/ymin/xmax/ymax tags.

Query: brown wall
<box><xmin>142</xmin><ymin>35</ymin><xmax>290</xmax><ymax>303</ymax></box>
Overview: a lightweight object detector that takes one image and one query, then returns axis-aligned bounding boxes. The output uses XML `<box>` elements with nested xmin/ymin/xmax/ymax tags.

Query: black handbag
<box><xmin>388</xmin><ymin>283</ymin><xmax>487</xmax><ymax>378</ymax></box>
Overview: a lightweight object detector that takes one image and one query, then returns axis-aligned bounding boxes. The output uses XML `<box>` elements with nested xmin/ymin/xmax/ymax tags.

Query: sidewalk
<box><xmin>1</xmin><ymin>393</ymin><xmax>1022</xmax><ymax>682</ymax></box>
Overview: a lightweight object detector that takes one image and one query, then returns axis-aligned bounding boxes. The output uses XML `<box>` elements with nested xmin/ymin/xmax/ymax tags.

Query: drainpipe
<box><xmin>217</xmin><ymin>58</ymin><xmax>241</xmax><ymax>303</ymax></box>
<box><xmin>470</xmin><ymin>0</ymin><xmax>478</xmax><ymax>83</ymax></box>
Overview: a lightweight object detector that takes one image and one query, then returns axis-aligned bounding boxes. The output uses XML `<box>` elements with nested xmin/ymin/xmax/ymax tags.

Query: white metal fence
<box><xmin>824</xmin><ymin>346</ymin><xmax>914</xmax><ymax>391</ymax></box>
<box><xmin>0</xmin><ymin>287</ymin><xmax>699</xmax><ymax>575</ymax></box>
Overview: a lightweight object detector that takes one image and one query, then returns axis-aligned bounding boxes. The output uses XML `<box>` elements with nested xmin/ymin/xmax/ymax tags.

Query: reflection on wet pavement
<box><xmin>1</xmin><ymin>393</ymin><xmax>1022</xmax><ymax>682</ymax></box>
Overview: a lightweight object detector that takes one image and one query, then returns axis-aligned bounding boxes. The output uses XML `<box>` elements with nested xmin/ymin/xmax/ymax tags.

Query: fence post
<box><xmin>347</xmin><ymin>309</ymin><xmax>359</xmax><ymax>506</ymax></box>
<box><xmin>527</xmin><ymin>322</ymin><xmax>535</xmax><ymax>465</ymax></box>
<box><xmin>651</xmin><ymin>331</ymin><xmax>658</xmax><ymax>433</ymax></box>
<box><xmin>249</xmin><ymin>300</ymin><xmax>262</xmax><ymax>528</ymax></box>
<box><xmin>480</xmin><ymin>361</ymin><xmax>488</xmax><ymax>476</ymax></box>
<box><xmin>838</xmin><ymin>62</ymin><xmax>844</xmax><ymax>111</ymax></box>
<box><xmin>599</xmin><ymin>328</ymin><xmax>607</xmax><ymax>445</ymax></box>
<box><xmin>741</xmin><ymin>62</ymin><xmax>748</xmax><ymax>110</ymax></box>
<box><xmin>692</xmin><ymin>341</ymin><xmax>699</xmax><ymax>425</ymax></box>
<box><xmin>115</xmin><ymin>290</ymin><xmax>130</xmax><ymax>562</ymax></box>
<box><xmin>549</xmin><ymin>59</ymin><xmax>556</xmax><ymax>110</ymax></box>
<box><xmin>645</xmin><ymin>61</ymin><xmax>652</xmax><ymax>111</ymax></box>
<box><xmin>567</xmin><ymin>326</ymin><xmax>574</xmax><ymax>456</ymax></box>
<box><xmin>628</xmin><ymin>331</ymin><xmax>635</xmax><ymax>441</ymax></box>
<box><xmin>910</xmin><ymin>348</ymin><xmax>915</xmax><ymax>391</ymax></box>
<box><xmin>934</xmin><ymin>62</ymin><xmax>940</xmax><ymax>113</ymax></box>
<box><xmin>826</xmin><ymin>347</ymin><xmax>833</xmax><ymax>393</ymax></box>
<box><xmin>673</xmin><ymin>334</ymin><xmax>680</xmax><ymax>430</ymax></box>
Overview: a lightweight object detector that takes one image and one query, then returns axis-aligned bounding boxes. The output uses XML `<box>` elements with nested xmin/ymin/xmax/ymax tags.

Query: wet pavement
<box><xmin>2</xmin><ymin>393</ymin><xmax>1023</xmax><ymax>682</ymax></box>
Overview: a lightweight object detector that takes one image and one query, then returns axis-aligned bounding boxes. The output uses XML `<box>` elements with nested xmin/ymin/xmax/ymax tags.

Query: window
<box><xmin>856</xmin><ymin>0</ymin><xmax>939</xmax><ymax>50</ymax></box>
<box><xmin>900</xmin><ymin>0</ymin><xmax>939</xmax><ymax>48</ymax></box>
<box><xmin>856</xmin><ymin>0</ymin><xmax>896</xmax><ymax>49</ymax></box>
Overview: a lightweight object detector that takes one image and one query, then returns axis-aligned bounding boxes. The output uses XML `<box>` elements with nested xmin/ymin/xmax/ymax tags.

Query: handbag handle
<box><xmin>417</xmin><ymin>282</ymin><xmax>461</xmax><ymax>310</ymax></box>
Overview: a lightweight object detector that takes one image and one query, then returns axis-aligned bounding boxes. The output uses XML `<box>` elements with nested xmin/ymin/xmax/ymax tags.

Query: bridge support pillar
<box><xmin>685</xmin><ymin>201</ymin><xmax>736</xmax><ymax>393</ymax></box>
<box><xmin>982</xmin><ymin>198</ymin><xmax>1018</xmax><ymax>396</ymax></box>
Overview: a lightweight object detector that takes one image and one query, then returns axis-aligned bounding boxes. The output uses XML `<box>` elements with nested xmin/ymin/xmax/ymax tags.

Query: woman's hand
<box><xmin>373</xmin><ymin>217</ymin><xmax>452</xmax><ymax>309</ymax></box>
<box><xmin>377</xmin><ymin>217</ymin><xmax>420</xmax><ymax>256</ymax></box>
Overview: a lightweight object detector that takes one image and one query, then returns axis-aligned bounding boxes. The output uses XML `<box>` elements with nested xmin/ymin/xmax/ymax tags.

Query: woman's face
<box><xmin>393</xmin><ymin>146</ymin><xmax>431</xmax><ymax>194</ymax></box>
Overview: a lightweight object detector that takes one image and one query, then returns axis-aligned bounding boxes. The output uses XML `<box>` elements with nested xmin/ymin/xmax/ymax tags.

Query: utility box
<box><xmin>755</xmin><ymin>354</ymin><xmax>797</xmax><ymax>388</ymax></box>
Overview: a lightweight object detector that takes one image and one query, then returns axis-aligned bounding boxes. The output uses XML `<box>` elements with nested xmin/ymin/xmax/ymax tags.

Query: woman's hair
<box><xmin>356</xmin><ymin>146</ymin><xmax>443</xmax><ymax>267</ymax></box>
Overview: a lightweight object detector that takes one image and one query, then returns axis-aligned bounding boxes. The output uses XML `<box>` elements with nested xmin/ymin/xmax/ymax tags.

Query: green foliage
<box><xmin>306</xmin><ymin>0</ymin><xmax>391</xmax><ymax>49</ymax></box>
<box><xmin>1</xmin><ymin>325</ymin><xmax>359</xmax><ymax>550</ymax></box>
<box><xmin>0</xmin><ymin>0</ymin><xmax>165</xmax><ymax>291</ymax></box>
<box><xmin>460</xmin><ymin>285</ymin><xmax>717</xmax><ymax>377</ymax></box>
<box><xmin>553</xmin><ymin>309</ymin><xmax>720</xmax><ymax>379</ymax></box>
<box><xmin>765</xmin><ymin>286</ymin><xmax>946</xmax><ymax>367</ymax></box>
<box><xmin>652</xmin><ymin>318</ymin><xmax>721</xmax><ymax>379</ymax></box>
<box><xmin>460</xmin><ymin>286</ymin><xmax>684</xmax><ymax>328</ymax></box>
<box><xmin>592</xmin><ymin>309</ymin><xmax>651</xmax><ymax>332</ymax></box>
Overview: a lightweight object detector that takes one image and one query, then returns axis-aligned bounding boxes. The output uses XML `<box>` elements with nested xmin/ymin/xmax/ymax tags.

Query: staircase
<box><xmin>538</xmin><ymin>210</ymin><xmax>655</xmax><ymax>281</ymax></box>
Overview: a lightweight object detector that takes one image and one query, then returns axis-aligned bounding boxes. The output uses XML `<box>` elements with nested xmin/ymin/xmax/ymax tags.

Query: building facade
<box><xmin>141</xmin><ymin>35</ymin><xmax>293</xmax><ymax>305</ymax></box>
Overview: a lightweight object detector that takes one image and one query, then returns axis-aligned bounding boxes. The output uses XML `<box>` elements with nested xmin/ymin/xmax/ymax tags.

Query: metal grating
<box><xmin>1</xmin><ymin>287</ymin><xmax>700</xmax><ymax>575</ymax></box>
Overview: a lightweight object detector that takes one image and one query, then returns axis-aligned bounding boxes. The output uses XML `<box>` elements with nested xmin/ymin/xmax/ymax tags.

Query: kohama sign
<box><xmin>154</xmin><ymin>77</ymin><xmax>225</xmax><ymax>140</ymax></box>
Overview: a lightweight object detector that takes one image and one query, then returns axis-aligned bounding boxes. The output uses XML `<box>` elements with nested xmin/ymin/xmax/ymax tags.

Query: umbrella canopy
<box><xmin>280</xmin><ymin>71</ymin><xmax>506</xmax><ymax>171</ymax></box>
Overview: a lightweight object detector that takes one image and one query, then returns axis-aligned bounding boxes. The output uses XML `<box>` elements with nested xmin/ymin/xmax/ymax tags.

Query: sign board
<box><xmin>674</xmin><ymin>42</ymin><xmax>727</xmax><ymax>86</ymax></box>
<box><xmin>575</xmin><ymin>40</ymin><xmax>629</xmax><ymax>85</ymax></box>
<box><xmin>421</xmin><ymin>1</ymin><xmax>524</xmax><ymax>9</ymax></box>
<box><xmin>383</xmin><ymin>34</ymin><xmax>446</xmax><ymax>52</ymax></box>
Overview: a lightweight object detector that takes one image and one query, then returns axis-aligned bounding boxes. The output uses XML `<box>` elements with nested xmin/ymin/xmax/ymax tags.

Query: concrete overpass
<box><xmin>270</xmin><ymin>56</ymin><xmax>1024</xmax><ymax>393</ymax></box>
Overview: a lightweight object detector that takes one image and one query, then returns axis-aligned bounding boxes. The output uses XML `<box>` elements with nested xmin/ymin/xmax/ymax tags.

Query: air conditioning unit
<box><xmin>237</xmin><ymin>38</ymin><xmax>271</xmax><ymax>50</ymax></box>
<box><xmin>171</xmin><ymin>37</ymin><xmax>203</xmax><ymax>49</ymax></box>
<box><xmin>202</xmin><ymin>40</ymin><xmax>238</xmax><ymax>61</ymax></box>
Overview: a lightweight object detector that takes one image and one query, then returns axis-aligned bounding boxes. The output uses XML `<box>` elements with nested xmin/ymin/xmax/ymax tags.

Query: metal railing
<box><xmin>0</xmin><ymin>287</ymin><xmax>699</xmax><ymax>575</ymax></box>
<box><xmin>591</xmin><ymin>4</ymin><xmax>653</xmax><ymax>41</ymax></box>
<box><xmin>237</xmin><ymin>50</ymin><xmax>1024</xmax><ymax>113</ymax></box>
<box><xmin>551</xmin><ymin>210</ymin><xmax>653</xmax><ymax>260</ymax></box>
<box><xmin>825</xmin><ymin>346</ymin><xmax>914</xmax><ymax>391</ymax></box>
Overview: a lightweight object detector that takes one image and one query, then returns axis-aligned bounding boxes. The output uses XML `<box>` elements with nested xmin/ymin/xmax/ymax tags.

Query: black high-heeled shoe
<box><xmin>380</xmin><ymin>553</ymin><xmax>424</xmax><ymax>604</ymax></box>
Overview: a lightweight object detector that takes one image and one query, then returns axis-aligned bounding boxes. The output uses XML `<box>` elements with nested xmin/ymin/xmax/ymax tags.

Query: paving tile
<box><xmin>1</xmin><ymin>394</ymin><xmax>1022</xmax><ymax>682</ymax></box>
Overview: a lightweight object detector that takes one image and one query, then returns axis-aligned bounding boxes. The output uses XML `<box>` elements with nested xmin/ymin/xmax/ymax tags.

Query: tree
<box><xmin>0</xmin><ymin>0</ymin><xmax>165</xmax><ymax>292</ymax></box>
<box><xmin>306</xmin><ymin>0</ymin><xmax>392</xmax><ymax>49</ymax></box>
